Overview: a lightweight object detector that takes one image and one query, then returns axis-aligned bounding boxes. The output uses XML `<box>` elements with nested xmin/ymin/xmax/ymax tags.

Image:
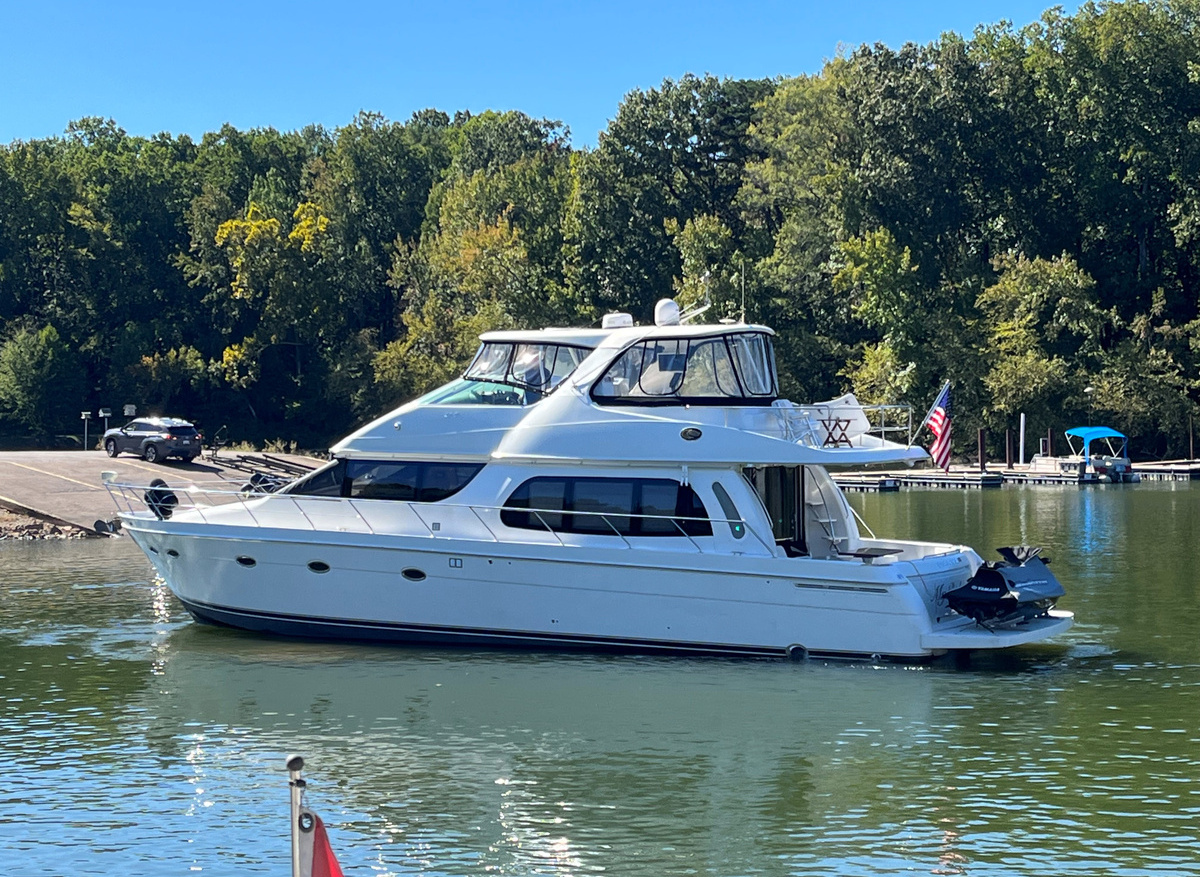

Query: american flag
<box><xmin>927</xmin><ymin>382</ymin><xmax>952</xmax><ymax>471</ymax></box>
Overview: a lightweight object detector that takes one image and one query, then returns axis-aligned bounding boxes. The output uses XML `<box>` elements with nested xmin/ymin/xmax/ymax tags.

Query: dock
<box><xmin>0</xmin><ymin>450</ymin><xmax>319</xmax><ymax>535</ymax></box>
<box><xmin>1131</xmin><ymin>460</ymin><xmax>1200</xmax><ymax>481</ymax></box>
<box><xmin>833</xmin><ymin>474</ymin><xmax>901</xmax><ymax>492</ymax></box>
<box><xmin>834</xmin><ymin>459</ymin><xmax>1200</xmax><ymax>491</ymax></box>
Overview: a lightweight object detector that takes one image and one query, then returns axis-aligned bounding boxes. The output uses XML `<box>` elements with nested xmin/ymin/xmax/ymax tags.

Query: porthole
<box><xmin>166</xmin><ymin>549</ymin><xmax>180</xmax><ymax>558</ymax></box>
<box><xmin>236</xmin><ymin>556</ymin><xmax>257</xmax><ymax>568</ymax></box>
<box><xmin>308</xmin><ymin>560</ymin><xmax>330</xmax><ymax>574</ymax></box>
<box><xmin>401</xmin><ymin>568</ymin><xmax>427</xmax><ymax>582</ymax></box>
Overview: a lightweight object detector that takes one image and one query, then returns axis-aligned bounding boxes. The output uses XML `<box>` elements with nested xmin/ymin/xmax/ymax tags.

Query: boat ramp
<box><xmin>0</xmin><ymin>450</ymin><xmax>318</xmax><ymax>535</ymax></box>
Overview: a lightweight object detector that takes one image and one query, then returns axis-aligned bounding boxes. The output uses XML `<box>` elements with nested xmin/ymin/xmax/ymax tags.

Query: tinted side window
<box><xmin>573</xmin><ymin>479</ymin><xmax>635</xmax><ymax>535</ymax></box>
<box><xmin>501</xmin><ymin>478</ymin><xmax>711</xmax><ymax>537</ymax></box>
<box><xmin>502</xmin><ymin>478</ymin><xmax>567</xmax><ymax>530</ymax></box>
<box><xmin>639</xmin><ymin>480</ymin><xmax>681</xmax><ymax>534</ymax></box>
<box><xmin>284</xmin><ymin>460</ymin><xmax>483</xmax><ymax>501</ymax></box>
<box><xmin>420</xmin><ymin>463</ymin><xmax>485</xmax><ymax>502</ymax></box>
<box><xmin>284</xmin><ymin>460</ymin><xmax>347</xmax><ymax>497</ymax></box>
<box><xmin>348</xmin><ymin>461</ymin><xmax>420</xmax><ymax>500</ymax></box>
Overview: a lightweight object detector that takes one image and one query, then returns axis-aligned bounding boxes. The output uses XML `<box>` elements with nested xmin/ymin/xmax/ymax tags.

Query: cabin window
<box><xmin>572</xmin><ymin>479</ymin><xmax>636</xmax><ymax>534</ymax></box>
<box><xmin>349</xmin><ymin>461</ymin><xmax>422</xmax><ymax>500</ymax></box>
<box><xmin>591</xmin><ymin>332</ymin><xmax>778</xmax><ymax>406</ymax></box>
<box><xmin>283</xmin><ymin>460</ymin><xmax>347</xmax><ymax>497</ymax></box>
<box><xmin>501</xmin><ymin>477</ymin><xmax>712</xmax><ymax>537</ymax></box>
<box><xmin>283</xmin><ymin>459</ymin><xmax>483</xmax><ymax>502</ymax></box>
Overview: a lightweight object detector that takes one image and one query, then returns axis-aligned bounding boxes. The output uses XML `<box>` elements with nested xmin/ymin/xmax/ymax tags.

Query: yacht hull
<box><xmin>125</xmin><ymin>519</ymin><xmax>1073</xmax><ymax>659</ymax></box>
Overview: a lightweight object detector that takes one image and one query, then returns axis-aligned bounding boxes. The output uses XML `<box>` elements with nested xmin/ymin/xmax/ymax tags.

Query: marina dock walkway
<box><xmin>834</xmin><ymin>459</ymin><xmax>1200</xmax><ymax>491</ymax></box>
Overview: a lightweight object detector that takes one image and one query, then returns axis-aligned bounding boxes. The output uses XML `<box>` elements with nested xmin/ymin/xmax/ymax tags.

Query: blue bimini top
<box><xmin>1065</xmin><ymin>426</ymin><xmax>1127</xmax><ymax>444</ymax></box>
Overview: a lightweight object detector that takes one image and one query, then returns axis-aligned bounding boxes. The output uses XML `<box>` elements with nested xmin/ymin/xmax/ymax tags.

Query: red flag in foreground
<box><xmin>927</xmin><ymin>382</ymin><xmax>952</xmax><ymax>471</ymax></box>
<box><xmin>297</xmin><ymin>807</ymin><xmax>345</xmax><ymax>877</ymax></box>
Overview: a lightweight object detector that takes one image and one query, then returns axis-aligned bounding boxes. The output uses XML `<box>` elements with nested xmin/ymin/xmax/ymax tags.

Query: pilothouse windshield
<box><xmin>465</xmin><ymin>342</ymin><xmax>592</xmax><ymax>396</ymax></box>
<box><xmin>591</xmin><ymin>332</ymin><xmax>778</xmax><ymax>405</ymax></box>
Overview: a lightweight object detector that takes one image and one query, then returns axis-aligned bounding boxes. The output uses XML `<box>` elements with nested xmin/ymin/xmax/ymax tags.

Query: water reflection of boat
<box><xmin>145</xmin><ymin>626</ymin><xmax>934</xmax><ymax>800</ymax></box>
<box><xmin>134</xmin><ymin>626</ymin><xmax>956</xmax><ymax>873</ymax></box>
<box><xmin>146</xmin><ymin>626</ymin><xmax>938</xmax><ymax>745</ymax></box>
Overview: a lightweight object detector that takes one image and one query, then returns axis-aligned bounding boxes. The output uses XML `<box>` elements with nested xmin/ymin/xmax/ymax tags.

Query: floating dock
<box><xmin>1131</xmin><ymin>460</ymin><xmax>1200</xmax><ymax>481</ymax></box>
<box><xmin>832</xmin><ymin>474</ymin><xmax>901</xmax><ymax>492</ymax></box>
<box><xmin>834</xmin><ymin>460</ymin><xmax>1200</xmax><ymax>491</ymax></box>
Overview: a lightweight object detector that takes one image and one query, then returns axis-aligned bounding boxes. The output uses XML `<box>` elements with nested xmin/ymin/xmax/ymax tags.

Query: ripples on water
<box><xmin>1</xmin><ymin>484</ymin><xmax>1198</xmax><ymax>876</ymax></box>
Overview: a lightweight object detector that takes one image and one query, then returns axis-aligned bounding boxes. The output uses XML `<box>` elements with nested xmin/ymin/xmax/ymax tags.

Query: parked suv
<box><xmin>103</xmin><ymin>417</ymin><xmax>203</xmax><ymax>463</ymax></box>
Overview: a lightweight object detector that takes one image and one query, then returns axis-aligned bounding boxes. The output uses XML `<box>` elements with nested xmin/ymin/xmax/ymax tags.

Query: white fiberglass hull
<box><xmin>124</xmin><ymin>518</ymin><xmax>1073</xmax><ymax>659</ymax></box>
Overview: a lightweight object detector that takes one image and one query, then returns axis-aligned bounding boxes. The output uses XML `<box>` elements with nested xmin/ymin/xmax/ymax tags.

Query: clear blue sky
<box><xmin>1</xmin><ymin>0</ymin><xmax>1072</xmax><ymax>149</ymax></box>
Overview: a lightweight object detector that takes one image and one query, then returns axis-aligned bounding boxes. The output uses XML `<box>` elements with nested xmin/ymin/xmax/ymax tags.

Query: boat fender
<box><xmin>144</xmin><ymin>479</ymin><xmax>178</xmax><ymax>520</ymax></box>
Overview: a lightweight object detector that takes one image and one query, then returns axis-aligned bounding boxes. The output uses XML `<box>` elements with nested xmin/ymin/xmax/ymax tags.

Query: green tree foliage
<box><xmin>567</xmin><ymin>74</ymin><xmax>772</xmax><ymax>317</ymax></box>
<box><xmin>0</xmin><ymin>325</ymin><xmax>85</xmax><ymax>437</ymax></box>
<box><xmin>2</xmin><ymin>5</ymin><xmax>1200</xmax><ymax>456</ymax></box>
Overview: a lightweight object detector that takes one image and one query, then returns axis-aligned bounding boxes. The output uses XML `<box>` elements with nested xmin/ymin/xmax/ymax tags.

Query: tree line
<box><xmin>2</xmin><ymin>0</ymin><xmax>1198</xmax><ymax>458</ymax></box>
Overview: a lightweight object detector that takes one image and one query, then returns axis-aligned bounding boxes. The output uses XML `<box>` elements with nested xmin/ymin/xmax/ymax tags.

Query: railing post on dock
<box><xmin>1005</xmin><ymin>429</ymin><xmax>1014</xmax><ymax>470</ymax></box>
<box><xmin>978</xmin><ymin>428</ymin><xmax>987</xmax><ymax>473</ymax></box>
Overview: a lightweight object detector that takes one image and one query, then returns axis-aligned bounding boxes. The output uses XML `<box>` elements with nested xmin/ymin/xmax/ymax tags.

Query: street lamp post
<box><xmin>1084</xmin><ymin>386</ymin><xmax>1095</xmax><ymax>425</ymax></box>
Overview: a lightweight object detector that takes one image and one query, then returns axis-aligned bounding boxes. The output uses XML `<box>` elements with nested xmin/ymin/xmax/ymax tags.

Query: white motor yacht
<box><xmin>105</xmin><ymin>301</ymin><xmax>1073</xmax><ymax>659</ymax></box>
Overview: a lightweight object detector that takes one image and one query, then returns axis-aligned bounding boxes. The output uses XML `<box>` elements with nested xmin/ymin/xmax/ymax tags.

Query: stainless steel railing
<box><xmin>103</xmin><ymin>480</ymin><xmax>780</xmax><ymax>556</ymax></box>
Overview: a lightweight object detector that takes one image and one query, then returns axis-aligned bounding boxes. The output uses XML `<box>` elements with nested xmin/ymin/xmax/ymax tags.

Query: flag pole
<box><xmin>918</xmin><ymin>380</ymin><xmax>951</xmax><ymax>433</ymax></box>
<box><xmin>287</xmin><ymin>754</ymin><xmax>306</xmax><ymax>877</ymax></box>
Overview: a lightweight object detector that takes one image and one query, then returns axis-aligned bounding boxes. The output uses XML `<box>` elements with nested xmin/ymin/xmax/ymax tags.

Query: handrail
<box><xmin>847</xmin><ymin>502</ymin><xmax>876</xmax><ymax>540</ymax></box>
<box><xmin>102</xmin><ymin>481</ymin><xmax>776</xmax><ymax>556</ymax></box>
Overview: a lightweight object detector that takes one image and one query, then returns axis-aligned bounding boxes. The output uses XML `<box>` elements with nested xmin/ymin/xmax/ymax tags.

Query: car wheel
<box><xmin>143</xmin><ymin>444</ymin><xmax>161</xmax><ymax>463</ymax></box>
<box><xmin>105</xmin><ymin>438</ymin><xmax>119</xmax><ymax>458</ymax></box>
<box><xmin>182</xmin><ymin>454</ymin><xmax>197</xmax><ymax>464</ymax></box>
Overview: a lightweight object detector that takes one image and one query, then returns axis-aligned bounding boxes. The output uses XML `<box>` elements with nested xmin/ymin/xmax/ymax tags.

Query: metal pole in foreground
<box><xmin>287</xmin><ymin>754</ymin><xmax>306</xmax><ymax>877</ymax></box>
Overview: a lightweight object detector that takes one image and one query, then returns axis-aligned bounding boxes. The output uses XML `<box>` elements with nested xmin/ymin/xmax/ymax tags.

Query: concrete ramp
<box><xmin>0</xmin><ymin>450</ymin><xmax>319</xmax><ymax>535</ymax></box>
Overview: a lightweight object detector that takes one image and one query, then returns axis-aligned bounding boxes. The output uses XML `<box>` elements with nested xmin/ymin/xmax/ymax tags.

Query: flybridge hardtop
<box><xmin>335</xmin><ymin>314</ymin><xmax>925</xmax><ymax>467</ymax></box>
<box><xmin>104</xmin><ymin>300</ymin><xmax>1073</xmax><ymax>660</ymax></box>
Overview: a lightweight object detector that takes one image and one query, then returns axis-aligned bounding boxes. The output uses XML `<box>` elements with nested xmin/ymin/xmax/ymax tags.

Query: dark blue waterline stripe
<box><xmin>178</xmin><ymin>597</ymin><xmax>787</xmax><ymax>657</ymax></box>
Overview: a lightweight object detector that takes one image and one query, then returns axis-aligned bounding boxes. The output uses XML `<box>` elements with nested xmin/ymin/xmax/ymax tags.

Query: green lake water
<box><xmin>1</xmin><ymin>482</ymin><xmax>1197</xmax><ymax>875</ymax></box>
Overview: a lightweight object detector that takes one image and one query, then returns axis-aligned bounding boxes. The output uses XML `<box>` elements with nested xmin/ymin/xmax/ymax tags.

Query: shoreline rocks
<box><xmin>0</xmin><ymin>508</ymin><xmax>89</xmax><ymax>540</ymax></box>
